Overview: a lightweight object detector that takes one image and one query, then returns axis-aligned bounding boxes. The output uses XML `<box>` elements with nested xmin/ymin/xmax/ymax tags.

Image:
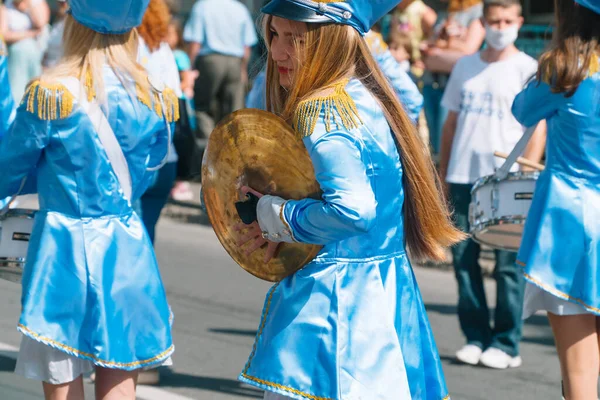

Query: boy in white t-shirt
<box><xmin>439</xmin><ymin>0</ymin><xmax>546</xmax><ymax>370</ymax></box>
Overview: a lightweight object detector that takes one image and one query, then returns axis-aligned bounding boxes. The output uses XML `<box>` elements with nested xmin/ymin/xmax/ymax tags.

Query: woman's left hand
<box><xmin>235</xmin><ymin>186</ymin><xmax>281</xmax><ymax>263</ymax></box>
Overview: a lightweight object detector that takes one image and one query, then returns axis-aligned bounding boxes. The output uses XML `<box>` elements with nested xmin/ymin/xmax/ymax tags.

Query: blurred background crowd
<box><xmin>0</xmin><ymin>0</ymin><xmax>553</xmax><ymax>197</ymax></box>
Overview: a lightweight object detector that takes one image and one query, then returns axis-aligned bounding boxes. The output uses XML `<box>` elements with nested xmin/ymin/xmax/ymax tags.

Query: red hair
<box><xmin>138</xmin><ymin>0</ymin><xmax>171</xmax><ymax>52</ymax></box>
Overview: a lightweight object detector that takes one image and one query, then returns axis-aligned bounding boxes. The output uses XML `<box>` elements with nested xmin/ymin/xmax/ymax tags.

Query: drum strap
<box><xmin>59</xmin><ymin>78</ymin><xmax>133</xmax><ymax>201</ymax></box>
<box><xmin>495</xmin><ymin>123</ymin><xmax>539</xmax><ymax>180</ymax></box>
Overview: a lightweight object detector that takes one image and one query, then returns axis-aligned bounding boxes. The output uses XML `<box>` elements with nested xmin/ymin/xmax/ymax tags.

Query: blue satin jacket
<box><xmin>240</xmin><ymin>79</ymin><xmax>449</xmax><ymax>400</ymax></box>
<box><xmin>0</xmin><ymin>38</ymin><xmax>15</xmax><ymax>137</ymax></box>
<box><xmin>513</xmin><ymin>73</ymin><xmax>600</xmax><ymax>314</ymax></box>
<box><xmin>0</xmin><ymin>68</ymin><xmax>177</xmax><ymax>369</ymax></box>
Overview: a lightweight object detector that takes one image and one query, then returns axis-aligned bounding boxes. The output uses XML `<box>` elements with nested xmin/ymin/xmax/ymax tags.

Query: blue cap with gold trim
<box><xmin>576</xmin><ymin>0</ymin><xmax>600</xmax><ymax>15</ymax></box>
<box><xmin>261</xmin><ymin>0</ymin><xmax>401</xmax><ymax>35</ymax></box>
<box><xmin>69</xmin><ymin>0</ymin><xmax>150</xmax><ymax>34</ymax></box>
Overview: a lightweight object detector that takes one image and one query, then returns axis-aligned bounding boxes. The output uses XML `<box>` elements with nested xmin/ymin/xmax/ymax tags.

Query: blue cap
<box><xmin>261</xmin><ymin>0</ymin><xmax>401</xmax><ymax>35</ymax></box>
<box><xmin>69</xmin><ymin>0</ymin><xmax>150</xmax><ymax>34</ymax></box>
<box><xmin>576</xmin><ymin>0</ymin><xmax>600</xmax><ymax>15</ymax></box>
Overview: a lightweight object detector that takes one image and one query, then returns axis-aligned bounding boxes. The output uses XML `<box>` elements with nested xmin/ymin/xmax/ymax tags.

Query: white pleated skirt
<box><xmin>264</xmin><ymin>392</ymin><xmax>294</xmax><ymax>400</ymax></box>
<box><xmin>15</xmin><ymin>336</ymin><xmax>172</xmax><ymax>385</ymax></box>
<box><xmin>523</xmin><ymin>282</ymin><xmax>589</xmax><ymax>320</ymax></box>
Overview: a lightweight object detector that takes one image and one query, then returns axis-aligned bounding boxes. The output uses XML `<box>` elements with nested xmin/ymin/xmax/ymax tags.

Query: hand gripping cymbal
<box><xmin>201</xmin><ymin>109</ymin><xmax>322</xmax><ymax>282</ymax></box>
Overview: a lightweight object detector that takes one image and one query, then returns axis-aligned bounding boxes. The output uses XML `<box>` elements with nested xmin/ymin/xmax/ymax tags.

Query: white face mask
<box><xmin>484</xmin><ymin>24</ymin><xmax>519</xmax><ymax>50</ymax></box>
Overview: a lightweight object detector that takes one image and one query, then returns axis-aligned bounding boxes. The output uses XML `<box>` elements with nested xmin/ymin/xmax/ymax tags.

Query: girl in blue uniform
<box><xmin>236</xmin><ymin>1</ymin><xmax>464</xmax><ymax>399</ymax></box>
<box><xmin>0</xmin><ymin>0</ymin><xmax>178</xmax><ymax>398</ymax></box>
<box><xmin>513</xmin><ymin>0</ymin><xmax>600</xmax><ymax>398</ymax></box>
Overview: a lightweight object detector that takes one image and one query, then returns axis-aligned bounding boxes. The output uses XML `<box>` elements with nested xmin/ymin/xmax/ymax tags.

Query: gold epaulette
<box><xmin>293</xmin><ymin>79</ymin><xmax>363</xmax><ymax>138</ymax></box>
<box><xmin>22</xmin><ymin>80</ymin><xmax>74</xmax><ymax>120</ymax></box>
<box><xmin>137</xmin><ymin>84</ymin><xmax>180</xmax><ymax>123</ymax></box>
<box><xmin>365</xmin><ymin>31</ymin><xmax>388</xmax><ymax>55</ymax></box>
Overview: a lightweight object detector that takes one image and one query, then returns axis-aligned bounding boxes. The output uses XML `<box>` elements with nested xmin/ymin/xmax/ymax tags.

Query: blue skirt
<box><xmin>239</xmin><ymin>252</ymin><xmax>450</xmax><ymax>400</ymax></box>
<box><xmin>18</xmin><ymin>210</ymin><xmax>174</xmax><ymax>370</ymax></box>
<box><xmin>518</xmin><ymin>170</ymin><xmax>600</xmax><ymax>315</ymax></box>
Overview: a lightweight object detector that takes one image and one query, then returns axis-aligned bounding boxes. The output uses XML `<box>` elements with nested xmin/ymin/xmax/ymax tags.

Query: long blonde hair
<box><xmin>42</xmin><ymin>15</ymin><xmax>150</xmax><ymax>103</ymax></box>
<box><xmin>264</xmin><ymin>17</ymin><xmax>464</xmax><ymax>262</ymax></box>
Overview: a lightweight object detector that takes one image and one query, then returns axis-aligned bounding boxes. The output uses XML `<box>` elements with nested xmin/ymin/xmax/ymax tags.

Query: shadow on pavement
<box><xmin>0</xmin><ymin>355</ymin><xmax>16</xmax><ymax>372</ymax></box>
<box><xmin>425</xmin><ymin>303</ymin><xmax>551</xmax><ymax>327</ymax></box>
<box><xmin>208</xmin><ymin>328</ymin><xmax>258</xmax><ymax>337</ymax></box>
<box><xmin>164</xmin><ymin>203</ymin><xmax>212</xmax><ymax>226</ymax></box>
<box><xmin>159</xmin><ymin>370</ymin><xmax>263</xmax><ymax>398</ymax></box>
<box><xmin>425</xmin><ymin>303</ymin><xmax>457</xmax><ymax>315</ymax></box>
<box><xmin>521</xmin><ymin>335</ymin><xmax>555</xmax><ymax>347</ymax></box>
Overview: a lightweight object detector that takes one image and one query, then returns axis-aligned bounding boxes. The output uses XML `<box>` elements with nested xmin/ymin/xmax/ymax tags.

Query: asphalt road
<box><xmin>0</xmin><ymin>197</ymin><xmax>565</xmax><ymax>399</ymax></box>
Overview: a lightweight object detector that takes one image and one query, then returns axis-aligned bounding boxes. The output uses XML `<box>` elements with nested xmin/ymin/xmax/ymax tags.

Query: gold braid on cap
<box><xmin>293</xmin><ymin>79</ymin><xmax>362</xmax><ymax>138</ymax></box>
<box><xmin>22</xmin><ymin>80</ymin><xmax>74</xmax><ymax>120</ymax></box>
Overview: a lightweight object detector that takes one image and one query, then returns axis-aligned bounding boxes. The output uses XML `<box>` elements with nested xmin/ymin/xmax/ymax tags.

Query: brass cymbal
<box><xmin>202</xmin><ymin>109</ymin><xmax>322</xmax><ymax>282</ymax></box>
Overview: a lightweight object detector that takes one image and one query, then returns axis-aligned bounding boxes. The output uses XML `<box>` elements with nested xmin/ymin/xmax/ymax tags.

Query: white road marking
<box><xmin>0</xmin><ymin>341</ymin><xmax>19</xmax><ymax>359</ymax></box>
<box><xmin>137</xmin><ymin>385</ymin><xmax>197</xmax><ymax>400</ymax></box>
<box><xmin>0</xmin><ymin>341</ymin><xmax>196</xmax><ymax>400</ymax></box>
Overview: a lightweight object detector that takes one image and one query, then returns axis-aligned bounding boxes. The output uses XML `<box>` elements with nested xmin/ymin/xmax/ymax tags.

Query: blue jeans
<box><xmin>138</xmin><ymin>162</ymin><xmax>177</xmax><ymax>244</ymax></box>
<box><xmin>422</xmin><ymin>83</ymin><xmax>448</xmax><ymax>156</ymax></box>
<box><xmin>449</xmin><ymin>183</ymin><xmax>525</xmax><ymax>357</ymax></box>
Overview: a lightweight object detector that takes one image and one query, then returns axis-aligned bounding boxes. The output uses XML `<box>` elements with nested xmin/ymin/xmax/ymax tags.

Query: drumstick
<box><xmin>494</xmin><ymin>151</ymin><xmax>545</xmax><ymax>171</ymax></box>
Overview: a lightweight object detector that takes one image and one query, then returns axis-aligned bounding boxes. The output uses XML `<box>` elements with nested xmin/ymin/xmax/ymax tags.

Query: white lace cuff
<box><xmin>257</xmin><ymin>195</ymin><xmax>296</xmax><ymax>243</ymax></box>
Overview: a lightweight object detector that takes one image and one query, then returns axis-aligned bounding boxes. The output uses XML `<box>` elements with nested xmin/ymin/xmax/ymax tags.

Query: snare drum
<box><xmin>0</xmin><ymin>209</ymin><xmax>36</xmax><ymax>283</ymax></box>
<box><xmin>469</xmin><ymin>172</ymin><xmax>539</xmax><ymax>252</ymax></box>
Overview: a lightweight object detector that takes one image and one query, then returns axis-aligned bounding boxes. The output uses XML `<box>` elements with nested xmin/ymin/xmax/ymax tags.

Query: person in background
<box><xmin>0</xmin><ymin>31</ymin><xmax>15</xmax><ymax>137</ymax></box>
<box><xmin>0</xmin><ymin>0</ymin><xmax>50</xmax><ymax>100</ymax></box>
<box><xmin>138</xmin><ymin>0</ymin><xmax>183</xmax><ymax>245</ymax></box>
<box><xmin>365</xmin><ymin>29</ymin><xmax>423</xmax><ymax>123</ymax></box>
<box><xmin>422</xmin><ymin>0</ymin><xmax>485</xmax><ymax>159</ymax></box>
<box><xmin>388</xmin><ymin>29</ymin><xmax>414</xmax><ymax>72</ymax></box>
<box><xmin>514</xmin><ymin>0</ymin><xmax>600</xmax><ymax>398</ymax></box>
<box><xmin>386</xmin><ymin>28</ymin><xmax>431</xmax><ymax>147</ymax></box>
<box><xmin>184</xmin><ymin>0</ymin><xmax>258</xmax><ymax>142</ymax></box>
<box><xmin>389</xmin><ymin>0</ymin><xmax>437</xmax><ymax>77</ymax></box>
<box><xmin>166</xmin><ymin>18</ymin><xmax>196</xmax><ymax>201</ymax></box>
<box><xmin>439</xmin><ymin>0</ymin><xmax>546</xmax><ymax>370</ymax></box>
<box><xmin>42</xmin><ymin>0</ymin><xmax>68</xmax><ymax>69</ymax></box>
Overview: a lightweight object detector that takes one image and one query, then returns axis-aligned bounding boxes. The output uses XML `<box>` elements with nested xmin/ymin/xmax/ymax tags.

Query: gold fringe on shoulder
<box><xmin>136</xmin><ymin>85</ymin><xmax>180</xmax><ymax>123</ymax></box>
<box><xmin>293</xmin><ymin>80</ymin><xmax>362</xmax><ymax>138</ymax></box>
<box><xmin>22</xmin><ymin>81</ymin><xmax>74</xmax><ymax>120</ymax></box>
<box><xmin>589</xmin><ymin>55</ymin><xmax>599</xmax><ymax>76</ymax></box>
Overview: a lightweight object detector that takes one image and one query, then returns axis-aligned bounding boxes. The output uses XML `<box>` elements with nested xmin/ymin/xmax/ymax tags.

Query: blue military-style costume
<box><xmin>0</xmin><ymin>35</ymin><xmax>15</xmax><ymax>137</ymax></box>
<box><xmin>240</xmin><ymin>1</ymin><xmax>450</xmax><ymax>399</ymax></box>
<box><xmin>513</xmin><ymin>53</ymin><xmax>600</xmax><ymax>314</ymax></box>
<box><xmin>0</xmin><ymin>0</ymin><xmax>179</xmax><ymax>371</ymax></box>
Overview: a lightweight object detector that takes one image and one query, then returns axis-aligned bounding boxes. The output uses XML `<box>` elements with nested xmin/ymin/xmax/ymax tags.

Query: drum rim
<box><xmin>0</xmin><ymin>257</ymin><xmax>26</xmax><ymax>268</ymax></box>
<box><xmin>471</xmin><ymin>215</ymin><xmax>527</xmax><ymax>231</ymax></box>
<box><xmin>0</xmin><ymin>208</ymin><xmax>37</xmax><ymax>220</ymax></box>
<box><xmin>470</xmin><ymin>216</ymin><xmax>526</xmax><ymax>251</ymax></box>
<box><xmin>471</xmin><ymin>171</ymin><xmax>540</xmax><ymax>194</ymax></box>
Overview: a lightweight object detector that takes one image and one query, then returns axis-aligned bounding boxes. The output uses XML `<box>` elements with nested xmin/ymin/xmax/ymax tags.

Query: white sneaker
<box><xmin>455</xmin><ymin>344</ymin><xmax>482</xmax><ymax>365</ymax></box>
<box><xmin>479</xmin><ymin>347</ymin><xmax>522</xmax><ymax>369</ymax></box>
